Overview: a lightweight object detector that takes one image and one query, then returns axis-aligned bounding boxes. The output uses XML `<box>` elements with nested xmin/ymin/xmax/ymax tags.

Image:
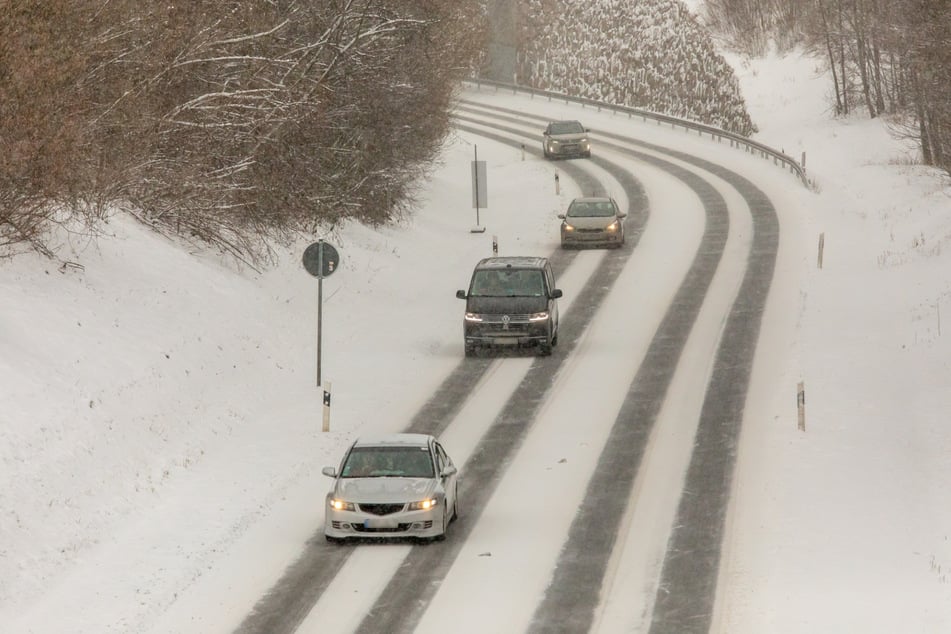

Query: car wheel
<box><xmin>433</xmin><ymin>508</ymin><xmax>450</xmax><ymax>542</ymax></box>
<box><xmin>539</xmin><ymin>328</ymin><xmax>553</xmax><ymax>356</ymax></box>
<box><xmin>450</xmin><ymin>486</ymin><xmax>459</xmax><ymax>522</ymax></box>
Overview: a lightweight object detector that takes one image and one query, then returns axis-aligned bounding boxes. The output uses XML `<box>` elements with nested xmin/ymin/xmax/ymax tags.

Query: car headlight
<box><xmin>563</xmin><ymin>223</ymin><xmax>575</xmax><ymax>232</ymax></box>
<box><xmin>329</xmin><ymin>498</ymin><xmax>355</xmax><ymax>511</ymax></box>
<box><xmin>528</xmin><ymin>311</ymin><xmax>550</xmax><ymax>322</ymax></box>
<box><xmin>606</xmin><ymin>221</ymin><xmax>619</xmax><ymax>232</ymax></box>
<box><xmin>549</xmin><ymin>139</ymin><xmax>560</xmax><ymax>146</ymax></box>
<box><xmin>408</xmin><ymin>498</ymin><xmax>438</xmax><ymax>511</ymax></box>
<box><xmin>464</xmin><ymin>312</ymin><xmax>483</xmax><ymax>322</ymax></box>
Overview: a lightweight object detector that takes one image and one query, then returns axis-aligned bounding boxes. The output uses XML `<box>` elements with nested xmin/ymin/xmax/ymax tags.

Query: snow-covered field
<box><xmin>716</xmin><ymin>49</ymin><xmax>951</xmax><ymax>633</ymax></box>
<box><xmin>2</xmin><ymin>45</ymin><xmax>949</xmax><ymax>633</ymax></box>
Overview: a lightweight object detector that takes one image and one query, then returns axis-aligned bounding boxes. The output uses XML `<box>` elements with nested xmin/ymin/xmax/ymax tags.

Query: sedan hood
<box><xmin>565</xmin><ymin>216</ymin><xmax>618</xmax><ymax>230</ymax></box>
<box><xmin>550</xmin><ymin>132</ymin><xmax>588</xmax><ymax>142</ymax></box>
<box><xmin>334</xmin><ymin>477</ymin><xmax>437</xmax><ymax>503</ymax></box>
<box><xmin>466</xmin><ymin>296</ymin><xmax>548</xmax><ymax>314</ymax></box>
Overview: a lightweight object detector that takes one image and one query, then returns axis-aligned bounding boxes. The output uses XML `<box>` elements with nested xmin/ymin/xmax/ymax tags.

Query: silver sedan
<box><xmin>559</xmin><ymin>196</ymin><xmax>627</xmax><ymax>248</ymax></box>
<box><xmin>542</xmin><ymin>120</ymin><xmax>592</xmax><ymax>159</ymax></box>
<box><xmin>322</xmin><ymin>433</ymin><xmax>459</xmax><ymax>543</ymax></box>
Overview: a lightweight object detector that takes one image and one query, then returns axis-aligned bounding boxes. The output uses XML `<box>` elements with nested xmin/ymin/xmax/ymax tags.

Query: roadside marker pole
<box><xmin>322</xmin><ymin>382</ymin><xmax>332</xmax><ymax>432</ymax></box>
<box><xmin>797</xmin><ymin>381</ymin><xmax>806</xmax><ymax>431</ymax></box>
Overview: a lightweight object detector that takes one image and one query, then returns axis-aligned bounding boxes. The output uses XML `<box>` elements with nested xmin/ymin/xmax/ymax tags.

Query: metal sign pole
<box><xmin>317</xmin><ymin>239</ymin><xmax>323</xmax><ymax>388</ymax></box>
<box><xmin>474</xmin><ymin>145</ymin><xmax>481</xmax><ymax>227</ymax></box>
<box><xmin>470</xmin><ymin>146</ymin><xmax>487</xmax><ymax>233</ymax></box>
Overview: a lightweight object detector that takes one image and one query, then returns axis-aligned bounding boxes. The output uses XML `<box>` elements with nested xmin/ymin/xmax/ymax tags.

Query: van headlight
<box><xmin>528</xmin><ymin>311</ymin><xmax>550</xmax><ymax>322</ymax></box>
<box><xmin>464</xmin><ymin>312</ymin><xmax>484</xmax><ymax>322</ymax></box>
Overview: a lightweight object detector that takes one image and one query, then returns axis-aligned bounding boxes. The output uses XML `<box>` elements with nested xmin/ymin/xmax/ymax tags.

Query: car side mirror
<box><xmin>551</xmin><ymin>289</ymin><xmax>563</xmax><ymax>299</ymax></box>
<box><xmin>618</xmin><ymin>212</ymin><xmax>628</xmax><ymax>219</ymax></box>
<box><xmin>321</xmin><ymin>466</ymin><xmax>337</xmax><ymax>478</ymax></box>
<box><xmin>456</xmin><ymin>290</ymin><xmax>467</xmax><ymax>299</ymax></box>
<box><xmin>557</xmin><ymin>214</ymin><xmax>566</xmax><ymax>219</ymax></box>
<box><xmin>543</xmin><ymin>130</ymin><xmax>550</xmax><ymax>136</ymax></box>
<box><xmin>441</xmin><ymin>465</ymin><xmax>458</xmax><ymax>477</ymax></box>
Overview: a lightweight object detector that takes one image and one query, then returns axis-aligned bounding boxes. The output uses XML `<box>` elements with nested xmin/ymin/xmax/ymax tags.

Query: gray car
<box><xmin>559</xmin><ymin>196</ymin><xmax>626</xmax><ymax>248</ymax></box>
<box><xmin>322</xmin><ymin>433</ymin><xmax>459</xmax><ymax>543</ymax></box>
<box><xmin>542</xmin><ymin>120</ymin><xmax>591</xmax><ymax>159</ymax></box>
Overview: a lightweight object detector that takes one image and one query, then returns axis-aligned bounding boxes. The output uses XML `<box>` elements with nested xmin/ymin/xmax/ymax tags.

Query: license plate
<box><xmin>493</xmin><ymin>337</ymin><xmax>517</xmax><ymax>345</ymax></box>
<box><xmin>364</xmin><ymin>517</ymin><xmax>398</xmax><ymax>529</ymax></box>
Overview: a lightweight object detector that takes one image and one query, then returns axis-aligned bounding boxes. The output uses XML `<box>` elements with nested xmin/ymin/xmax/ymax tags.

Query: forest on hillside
<box><xmin>2</xmin><ymin>0</ymin><xmax>945</xmax><ymax>263</ymax></box>
<box><xmin>517</xmin><ymin>0</ymin><xmax>758</xmax><ymax>136</ymax></box>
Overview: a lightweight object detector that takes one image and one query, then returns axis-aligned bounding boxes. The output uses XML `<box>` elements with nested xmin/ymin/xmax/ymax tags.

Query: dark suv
<box><xmin>455</xmin><ymin>257</ymin><xmax>562</xmax><ymax>356</ymax></box>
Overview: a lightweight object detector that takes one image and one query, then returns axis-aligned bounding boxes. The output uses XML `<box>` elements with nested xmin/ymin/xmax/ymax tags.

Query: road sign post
<box><xmin>471</xmin><ymin>145</ymin><xmax>487</xmax><ymax>233</ymax></box>
<box><xmin>303</xmin><ymin>240</ymin><xmax>340</xmax><ymax>430</ymax></box>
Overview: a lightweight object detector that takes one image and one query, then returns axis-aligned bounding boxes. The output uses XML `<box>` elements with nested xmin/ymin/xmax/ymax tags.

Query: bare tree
<box><xmin>717</xmin><ymin>0</ymin><xmax>951</xmax><ymax>174</ymax></box>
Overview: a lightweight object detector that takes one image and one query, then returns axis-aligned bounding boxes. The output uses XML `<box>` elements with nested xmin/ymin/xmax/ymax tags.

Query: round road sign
<box><xmin>302</xmin><ymin>241</ymin><xmax>340</xmax><ymax>278</ymax></box>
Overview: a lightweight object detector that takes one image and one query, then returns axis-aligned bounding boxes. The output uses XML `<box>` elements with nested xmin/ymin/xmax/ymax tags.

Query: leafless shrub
<box><xmin>0</xmin><ymin>0</ymin><xmax>487</xmax><ymax>262</ymax></box>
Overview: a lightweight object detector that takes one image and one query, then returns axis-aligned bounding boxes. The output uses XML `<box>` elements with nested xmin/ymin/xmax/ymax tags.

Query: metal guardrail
<box><xmin>463</xmin><ymin>77</ymin><xmax>810</xmax><ymax>187</ymax></box>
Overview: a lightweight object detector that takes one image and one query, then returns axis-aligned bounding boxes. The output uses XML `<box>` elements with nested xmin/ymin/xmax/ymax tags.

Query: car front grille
<box><xmin>353</xmin><ymin>523</ymin><xmax>412</xmax><ymax>533</ymax></box>
<box><xmin>480</xmin><ymin>314</ymin><xmax>533</xmax><ymax>324</ymax></box>
<box><xmin>359</xmin><ymin>503</ymin><xmax>405</xmax><ymax>516</ymax></box>
<box><xmin>332</xmin><ymin>520</ymin><xmax>434</xmax><ymax>533</ymax></box>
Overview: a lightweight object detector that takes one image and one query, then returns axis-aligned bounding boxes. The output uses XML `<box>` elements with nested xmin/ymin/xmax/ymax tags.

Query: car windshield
<box><xmin>469</xmin><ymin>269</ymin><xmax>545</xmax><ymax>297</ymax></box>
<box><xmin>568</xmin><ymin>200</ymin><xmax>617</xmax><ymax>218</ymax></box>
<box><xmin>341</xmin><ymin>446</ymin><xmax>434</xmax><ymax>478</ymax></box>
<box><xmin>550</xmin><ymin>121</ymin><xmax>584</xmax><ymax>135</ymax></box>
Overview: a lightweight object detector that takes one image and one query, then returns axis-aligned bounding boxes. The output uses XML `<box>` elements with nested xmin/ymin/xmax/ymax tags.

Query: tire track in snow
<box><xmin>349</xmin><ymin>122</ymin><xmax>648</xmax><ymax>633</ymax></box>
<box><xmin>462</xmin><ymin>98</ymin><xmax>780</xmax><ymax>634</ymax></box>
